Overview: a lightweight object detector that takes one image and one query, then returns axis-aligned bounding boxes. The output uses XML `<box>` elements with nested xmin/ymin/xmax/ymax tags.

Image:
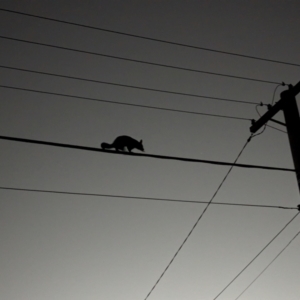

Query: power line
<box><xmin>1</xmin><ymin>8</ymin><xmax>300</xmax><ymax>68</ymax></box>
<box><xmin>0</xmin><ymin>81</ymin><xmax>289</xmax><ymax>131</ymax></box>
<box><xmin>0</xmin><ymin>135</ymin><xmax>295</xmax><ymax>172</ymax></box>
<box><xmin>213</xmin><ymin>212</ymin><xmax>300</xmax><ymax>300</ymax></box>
<box><xmin>144</xmin><ymin>138</ymin><xmax>250</xmax><ymax>300</ymax></box>
<box><xmin>0</xmin><ymin>84</ymin><xmax>251</xmax><ymax>121</ymax></box>
<box><xmin>1</xmin><ymin>84</ymin><xmax>289</xmax><ymax>137</ymax></box>
<box><xmin>234</xmin><ymin>230</ymin><xmax>300</xmax><ymax>300</ymax></box>
<box><xmin>0</xmin><ymin>186</ymin><xmax>297</xmax><ymax>210</ymax></box>
<box><xmin>0</xmin><ymin>35</ymin><xmax>280</xmax><ymax>85</ymax></box>
<box><xmin>0</xmin><ymin>72</ymin><xmax>288</xmax><ymax>132</ymax></box>
<box><xmin>0</xmin><ymin>65</ymin><xmax>258</xmax><ymax>105</ymax></box>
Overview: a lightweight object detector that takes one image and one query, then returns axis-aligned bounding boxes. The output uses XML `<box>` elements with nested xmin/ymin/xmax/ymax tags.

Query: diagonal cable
<box><xmin>143</xmin><ymin>138</ymin><xmax>251</xmax><ymax>300</ymax></box>
<box><xmin>234</xmin><ymin>229</ymin><xmax>300</xmax><ymax>300</ymax></box>
<box><xmin>213</xmin><ymin>211</ymin><xmax>300</xmax><ymax>300</ymax></box>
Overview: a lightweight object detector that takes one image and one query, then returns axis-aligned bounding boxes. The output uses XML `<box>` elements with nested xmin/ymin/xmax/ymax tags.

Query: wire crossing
<box><xmin>0</xmin><ymin>35</ymin><xmax>280</xmax><ymax>85</ymax></box>
<box><xmin>234</xmin><ymin>230</ymin><xmax>300</xmax><ymax>300</ymax></box>
<box><xmin>213</xmin><ymin>212</ymin><xmax>300</xmax><ymax>300</ymax></box>
<box><xmin>1</xmin><ymin>8</ymin><xmax>300</xmax><ymax>68</ymax></box>
<box><xmin>0</xmin><ymin>65</ymin><xmax>258</xmax><ymax>105</ymax></box>
<box><xmin>0</xmin><ymin>186</ymin><xmax>297</xmax><ymax>210</ymax></box>
<box><xmin>0</xmin><ymin>135</ymin><xmax>295</xmax><ymax>172</ymax></box>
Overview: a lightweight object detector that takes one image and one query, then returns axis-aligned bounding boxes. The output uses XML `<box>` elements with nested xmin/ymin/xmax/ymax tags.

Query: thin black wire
<box><xmin>234</xmin><ymin>230</ymin><xmax>300</xmax><ymax>300</ymax></box>
<box><xmin>0</xmin><ymin>35</ymin><xmax>280</xmax><ymax>85</ymax></box>
<box><xmin>255</xmin><ymin>103</ymin><xmax>264</xmax><ymax>117</ymax></box>
<box><xmin>213</xmin><ymin>212</ymin><xmax>300</xmax><ymax>300</ymax></box>
<box><xmin>0</xmin><ymin>85</ymin><xmax>251</xmax><ymax>121</ymax></box>
<box><xmin>0</xmin><ymin>135</ymin><xmax>295</xmax><ymax>172</ymax></box>
<box><xmin>144</xmin><ymin>138</ymin><xmax>250</xmax><ymax>300</ymax></box>
<box><xmin>0</xmin><ymin>65</ymin><xmax>258</xmax><ymax>105</ymax></box>
<box><xmin>1</xmin><ymin>8</ymin><xmax>300</xmax><ymax>68</ymax></box>
<box><xmin>0</xmin><ymin>78</ymin><xmax>287</xmax><ymax>134</ymax></box>
<box><xmin>251</xmin><ymin>103</ymin><xmax>267</xmax><ymax>139</ymax></box>
<box><xmin>271</xmin><ymin>83</ymin><xmax>286</xmax><ymax>105</ymax></box>
<box><xmin>251</xmin><ymin>125</ymin><xmax>267</xmax><ymax>139</ymax></box>
<box><xmin>0</xmin><ymin>186</ymin><xmax>297</xmax><ymax>210</ymax></box>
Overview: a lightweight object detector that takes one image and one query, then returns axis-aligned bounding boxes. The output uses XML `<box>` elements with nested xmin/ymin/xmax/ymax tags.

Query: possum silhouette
<box><xmin>101</xmin><ymin>136</ymin><xmax>144</xmax><ymax>152</ymax></box>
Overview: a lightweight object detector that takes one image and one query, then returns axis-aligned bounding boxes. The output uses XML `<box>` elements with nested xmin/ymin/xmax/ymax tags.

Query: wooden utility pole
<box><xmin>250</xmin><ymin>81</ymin><xmax>300</xmax><ymax>193</ymax></box>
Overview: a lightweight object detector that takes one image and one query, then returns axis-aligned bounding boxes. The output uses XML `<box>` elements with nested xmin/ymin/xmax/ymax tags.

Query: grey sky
<box><xmin>0</xmin><ymin>1</ymin><xmax>300</xmax><ymax>299</ymax></box>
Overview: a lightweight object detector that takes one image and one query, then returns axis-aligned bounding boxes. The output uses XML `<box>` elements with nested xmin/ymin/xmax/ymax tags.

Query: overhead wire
<box><xmin>234</xmin><ymin>230</ymin><xmax>300</xmax><ymax>300</ymax></box>
<box><xmin>0</xmin><ymin>10</ymin><xmax>291</xmax><ymax>130</ymax></box>
<box><xmin>0</xmin><ymin>186</ymin><xmax>297</xmax><ymax>210</ymax></box>
<box><xmin>1</xmin><ymin>8</ymin><xmax>300</xmax><ymax>68</ymax></box>
<box><xmin>0</xmin><ymin>11</ymin><xmax>297</xmax><ymax>297</ymax></box>
<box><xmin>0</xmin><ymin>135</ymin><xmax>295</xmax><ymax>172</ymax></box>
<box><xmin>0</xmin><ymin>85</ymin><xmax>251</xmax><ymax>121</ymax></box>
<box><xmin>0</xmin><ymin>82</ymin><xmax>290</xmax><ymax>133</ymax></box>
<box><xmin>0</xmin><ymin>35</ymin><xmax>280</xmax><ymax>85</ymax></box>
<box><xmin>0</xmin><ymin>65</ymin><xmax>259</xmax><ymax>105</ymax></box>
<box><xmin>0</xmin><ymin>9</ymin><xmax>298</xmax><ymax>299</ymax></box>
<box><xmin>0</xmin><ymin>71</ymin><xmax>289</xmax><ymax>133</ymax></box>
<box><xmin>213</xmin><ymin>212</ymin><xmax>300</xmax><ymax>300</ymax></box>
<box><xmin>143</xmin><ymin>137</ymin><xmax>251</xmax><ymax>300</ymax></box>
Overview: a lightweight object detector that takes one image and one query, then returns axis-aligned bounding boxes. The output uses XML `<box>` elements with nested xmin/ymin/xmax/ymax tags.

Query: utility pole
<box><xmin>250</xmin><ymin>81</ymin><xmax>300</xmax><ymax>193</ymax></box>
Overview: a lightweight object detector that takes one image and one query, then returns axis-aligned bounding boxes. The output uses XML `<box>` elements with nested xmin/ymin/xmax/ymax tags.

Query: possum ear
<box><xmin>140</xmin><ymin>140</ymin><xmax>143</xmax><ymax>144</ymax></box>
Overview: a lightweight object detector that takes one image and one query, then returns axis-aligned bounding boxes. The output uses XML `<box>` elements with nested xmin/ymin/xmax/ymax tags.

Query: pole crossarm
<box><xmin>250</xmin><ymin>81</ymin><xmax>300</xmax><ymax>133</ymax></box>
<box><xmin>0</xmin><ymin>135</ymin><xmax>295</xmax><ymax>172</ymax></box>
<box><xmin>250</xmin><ymin>80</ymin><xmax>300</xmax><ymax>193</ymax></box>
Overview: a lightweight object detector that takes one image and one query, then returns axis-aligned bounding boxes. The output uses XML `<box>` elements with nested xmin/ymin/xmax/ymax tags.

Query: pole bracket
<box><xmin>270</xmin><ymin>118</ymin><xmax>286</xmax><ymax>127</ymax></box>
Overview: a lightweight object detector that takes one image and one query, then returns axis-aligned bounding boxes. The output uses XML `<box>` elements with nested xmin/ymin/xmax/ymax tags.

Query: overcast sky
<box><xmin>0</xmin><ymin>1</ymin><xmax>300</xmax><ymax>300</ymax></box>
